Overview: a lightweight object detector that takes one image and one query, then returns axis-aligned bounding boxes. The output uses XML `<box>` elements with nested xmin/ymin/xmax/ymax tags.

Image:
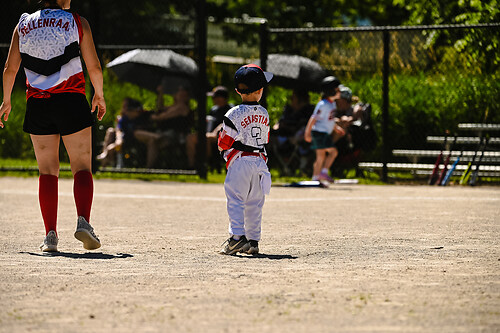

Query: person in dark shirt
<box><xmin>117</xmin><ymin>98</ymin><xmax>161</xmax><ymax>168</ymax></box>
<box><xmin>206</xmin><ymin>86</ymin><xmax>233</xmax><ymax>132</ymax></box>
<box><xmin>186</xmin><ymin>86</ymin><xmax>233</xmax><ymax>169</ymax></box>
<box><xmin>152</xmin><ymin>85</ymin><xmax>194</xmax><ymax>140</ymax></box>
<box><xmin>271</xmin><ymin>88</ymin><xmax>315</xmax><ymax>174</ymax></box>
<box><xmin>273</xmin><ymin>88</ymin><xmax>314</xmax><ymax>138</ymax></box>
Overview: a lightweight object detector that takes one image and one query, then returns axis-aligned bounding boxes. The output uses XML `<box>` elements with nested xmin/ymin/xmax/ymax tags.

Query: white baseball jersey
<box><xmin>18</xmin><ymin>9</ymin><xmax>85</xmax><ymax>99</ymax></box>
<box><xmin>218</xmin><ymin>102</ymin><xmax>270</xmax><ymax>168</ymax></box>
<box><xmin>218</xmin><ymin>101</ymin><xmax>272</xmax><ymax>242</ymax></box>
<box><xmin>311</xmin><ymin>98</ymin><xmax>337</xmax><ymax>134</ymax></box>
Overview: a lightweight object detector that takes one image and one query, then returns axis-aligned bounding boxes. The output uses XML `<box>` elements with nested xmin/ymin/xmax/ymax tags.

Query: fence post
<box><xmin>195</xmin><ymin>0</ymin><xmax>208</xmax><ymax>179</ymax></box>
<box><xmin>259</xmin><ymin>20</ymin><xmax>269</xmax><ymax>109</ymax></box>
<box><xmin>382</xmin><ymin>30</ymin><xmax>390</xmax><ymax>183</ymax></box>
<box><xmin>91</xmin><ymin>0</ymin><xmax>101</xmax><ymax>174</ymax></box>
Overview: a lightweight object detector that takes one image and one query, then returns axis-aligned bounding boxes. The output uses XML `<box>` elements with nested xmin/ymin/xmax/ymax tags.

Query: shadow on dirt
<box><xmin>234</xmin><ymin>253</ymin><xmax>298</xmax><ymax>260</ymax></box>
<box><xmin>20</xmin><ymin>252</ymin><xmax>134</xmax><ymax>259</ymax></box>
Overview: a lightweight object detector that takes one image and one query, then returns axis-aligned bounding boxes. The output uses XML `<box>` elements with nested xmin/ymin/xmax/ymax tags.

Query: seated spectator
<box><xmin>99</xmin><ymin>89</ymin><xmax>197</xmax><ymax>169</ymax></box>
<box><xmin>117</xmin><ymin>97</ymin><xmax>161</xmax><ymax>168</ymax></box>
<box><xmin>185</xmin><ymin>86</ymin><xmax>233</xmax><ymax>169</ymax></box>
<box><xmin>333</xmin><ymin>85</ymin><xmax>375</xmax><ymax>150</ymax></box>
<box><xmin>151</xmin><ymin>85</ymin><xmax>194</xmax><ymax>146</ymax></box>
<box><xmin>97</xmin><ymin>98</ymin><xmax>154</xmax><ymax>168</ymax></box>
<box><xmin>97</xmin><ymin>114</ymin><xmax>124</xmax><ymax>168</ymax></box>
<box><xmin>206</xmin><ymin>86</ymin><xmax>232</xmax><ymax>133</ymax></box>
<box><xmin>332</xmin><ymin>85</ymin><xmax>377</xmax><ymax>176</ymax></box>
<box><xmin>273</xmin><ymin>88</ymin><xmax>314</xmax><ymax>138</ymax></box>
<box><xmin>333</xmin><ymin>85</ymin><xmax>355</xmax><ymax>145</ymax></box>
<box><xmin>271</xmin><ymin>88</ymin><xmax>315</xmax><ymax>174</ymax></box>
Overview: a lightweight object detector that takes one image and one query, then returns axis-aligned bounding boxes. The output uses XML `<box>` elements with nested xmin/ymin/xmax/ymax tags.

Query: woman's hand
<box><xmin>0</xmin><ymin>101</ymin><xmax>12</xmax><ymax>128</ymax></box>
<box><xmin>92</xmin><ymin>94</ymin><xmax>106</xmax><ymax>121</ymax></box>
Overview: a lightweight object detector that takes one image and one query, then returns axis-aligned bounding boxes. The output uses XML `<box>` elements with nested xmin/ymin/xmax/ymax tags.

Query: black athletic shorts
<box><xmin>23</xmin><ymin>93</ymin><xmax>94</xmax><ymax>136</ymax></box>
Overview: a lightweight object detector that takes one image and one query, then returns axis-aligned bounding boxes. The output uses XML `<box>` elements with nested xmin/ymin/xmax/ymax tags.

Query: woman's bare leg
<box><xmin>62</xmin><ymin>127</ymin><xmax>92</xmax><ymax>174</ymax></box>
<box><xmin>31</xmin><ymin>134</ymin><xmax>61</xmax><ymax>176</ymax></box>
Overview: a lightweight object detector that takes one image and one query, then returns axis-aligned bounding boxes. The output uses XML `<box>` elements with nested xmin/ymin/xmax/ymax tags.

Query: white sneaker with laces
<box><xmin>74</xmin><ymin>216</ymin><xmax>101</xmax><ymax>250</ymax></box>
<box><xmin>40</xmin><ymin>230</ymin><xmax>58</xmax><ymax>252</ymax></box>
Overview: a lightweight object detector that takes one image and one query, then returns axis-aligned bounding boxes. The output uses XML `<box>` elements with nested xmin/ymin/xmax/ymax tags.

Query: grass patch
<box><xmin>94</xmin><ymin>170</ymin><xmax>226</xmax><ymax>183</ymax></box>
<box><xmin>0</xmin><ymin>158</ymin><xmax>385</xmax><ymax>184</ymax></box>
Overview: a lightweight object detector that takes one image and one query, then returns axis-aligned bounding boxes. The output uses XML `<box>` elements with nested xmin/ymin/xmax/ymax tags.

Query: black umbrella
<box><xmin>106</xmin><ymin>49</ymin><xmax>198</xmax><ymax>94</ymax></box>
<box><xmin>256</xmin><ymin>54</ymin><xmax>328</xmax><ymax>91</ymax></box>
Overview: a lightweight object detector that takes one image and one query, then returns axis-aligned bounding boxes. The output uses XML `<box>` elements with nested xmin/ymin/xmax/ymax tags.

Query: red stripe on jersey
<box><xmin>72</xmin><ymin>13</ymin><xmax>83</xmax><ymax>43</ymax></box>
<box><xmin>26</xmin><ymin>72</ymin><xmax>86</xmax><ymax>99</ymax></box>
<box><xmin>218</xmin><ymin>130</ymin><xmax>235</xmax><ymax>151</ymax></box>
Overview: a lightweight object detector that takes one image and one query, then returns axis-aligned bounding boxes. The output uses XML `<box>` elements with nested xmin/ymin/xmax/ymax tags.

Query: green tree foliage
<box><xmin>393</xmin><ymin>0</ymin><xmax>499</xmax><ymax>25</ymax></box>
<box><xmin>393</xmin><ymin>0</ymin><xmax>500</xmax><ymax>72</ymax></box>
<box><xmin>206</xmin><ymin>0</ymin><xmax>409</xmax><ymax>27</ymax></box>
<box><xmin>205</xmin><ymin>0</ymin><xmax>410</xmax><ymax>52</ymax></box>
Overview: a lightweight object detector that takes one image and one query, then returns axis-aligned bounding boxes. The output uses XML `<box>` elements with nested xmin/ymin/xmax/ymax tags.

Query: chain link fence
<box><xmin>1</xmin><ymin>1</ymin><xmax>499</xmax><ymax>181</ymax></box>
<box><xmin>259</xmin><ymin>24</ymin><xmax>500</xmax><ymax>180</ymax></box>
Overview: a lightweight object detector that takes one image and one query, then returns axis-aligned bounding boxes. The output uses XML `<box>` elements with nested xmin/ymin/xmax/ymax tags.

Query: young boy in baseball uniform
<box><xmin>304</xmin><ymin>76</ymin><xmax>341</xmax><ymax>183</ymax></box>
<box><xmin>218</xmin><ymin>64</ymin><xmax>273</xmax><ymax>255</ymax></box>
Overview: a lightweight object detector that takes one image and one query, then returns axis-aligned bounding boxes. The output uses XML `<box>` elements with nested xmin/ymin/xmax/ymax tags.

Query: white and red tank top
<box><xmin>18</xmin><ymin>9</ymin><xmax>85</xmax><ymax>99</ymax></box>
<box><xmin>218</xmin><ymin>102</ymin><xmax>270</xmax><ymax>168</ymax></box>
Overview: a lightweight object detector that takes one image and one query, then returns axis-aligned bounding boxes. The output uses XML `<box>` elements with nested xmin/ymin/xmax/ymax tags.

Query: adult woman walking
<box><xmin>0</xmin><ymin>0</ymin><xmax>106</xmax><ymax>252</ymax></box>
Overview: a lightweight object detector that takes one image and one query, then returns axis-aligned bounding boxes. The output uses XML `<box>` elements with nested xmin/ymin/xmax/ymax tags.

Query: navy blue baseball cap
<box><xmin>234</xmin><ymin>64</ymin><xmax>273</xmax><ymax>94</ymax></box>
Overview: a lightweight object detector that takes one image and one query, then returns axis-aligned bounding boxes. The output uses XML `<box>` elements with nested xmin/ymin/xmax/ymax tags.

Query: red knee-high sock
<box><xmin>39</xmin><ymin>175</ymin><xmax>58</xmax><ymax>235</ymax></box>
<box><xmin>73</xmin><ymin>170</ymin><xmax>93</xmax><ymax>222</ymax></box>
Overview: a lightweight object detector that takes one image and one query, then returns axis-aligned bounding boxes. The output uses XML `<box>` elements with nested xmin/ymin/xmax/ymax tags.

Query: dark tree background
<box><xmin>1</xmin><ymin>1</ymin><xmax>497</xmax><ymax>73</ymax></box>
<box><xmin>1</xmin><ymin>1</ymin><xmax>195</xmax><ymax>44</ymax></box>
<box><xmin>3</xmin><ymin>0</ymin><xmax>497</xmax><ymax>44</ymax></box>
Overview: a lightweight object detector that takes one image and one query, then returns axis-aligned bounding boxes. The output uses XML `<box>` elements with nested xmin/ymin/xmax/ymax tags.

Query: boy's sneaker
<box><xmin>74</xmin><ymin>216</ymin><xmax>101</xmax><ymax>250</ymax></box>
<box><xmin>246</xmin><ymin>240</ymin><xmax>259</xmax><ymax>254</ymax></box>
<box><xmin>220</xmin><ymin>236</ymin><xmax>250</xmax><ymax>255</ymax></box>
<box><xmin>40</xmin><ymin>230</ymin><xmax>58</xmax><ymax>252</ymax></box>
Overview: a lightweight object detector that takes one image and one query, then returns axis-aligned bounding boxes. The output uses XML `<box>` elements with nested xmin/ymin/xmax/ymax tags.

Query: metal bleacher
<box><xmin>359</xmin><ymin>123</ymin><xmax>500</xmax><ymax>181</ymax></box>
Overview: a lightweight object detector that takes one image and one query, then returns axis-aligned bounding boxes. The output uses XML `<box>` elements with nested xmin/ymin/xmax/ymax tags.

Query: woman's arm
<box><xmin>0</xmin><ymin>26</ymin><xmax>21</xmax><ymax>128</ymax></box>
<box><xmin>79</xmin><ymin>16</ymin><xmax>106</xmax><ymax>121</ymax></box>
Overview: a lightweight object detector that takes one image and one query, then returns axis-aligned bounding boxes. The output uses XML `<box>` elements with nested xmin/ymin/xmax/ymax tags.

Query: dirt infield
<box><xmin>0</xmin><ymin>176</ymin><xmax>499</xmax><ymax>332</ymax></box>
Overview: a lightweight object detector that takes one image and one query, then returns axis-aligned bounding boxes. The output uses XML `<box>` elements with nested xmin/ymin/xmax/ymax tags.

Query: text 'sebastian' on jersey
<box><xmin>219</xmin><ymin>102</ymin><xmax>270</xmax><ymax>168</ymax></box>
